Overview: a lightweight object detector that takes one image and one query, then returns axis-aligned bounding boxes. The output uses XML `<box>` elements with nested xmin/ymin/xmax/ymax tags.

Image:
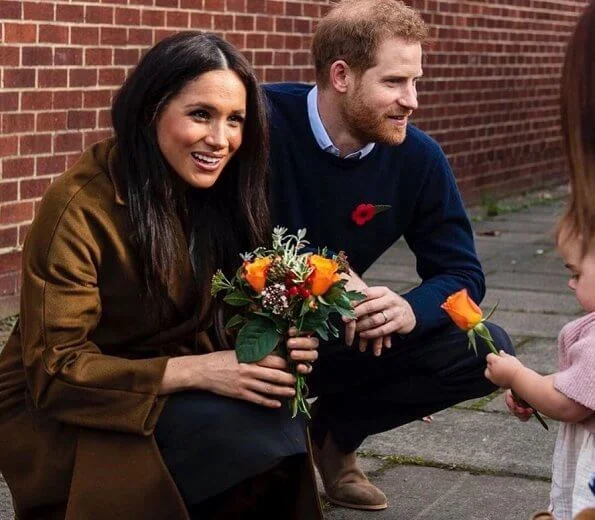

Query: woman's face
<box><xmin>156</xmin><ymin>69</ymin><xmax>247</xmax><ymax>189</ymax></box>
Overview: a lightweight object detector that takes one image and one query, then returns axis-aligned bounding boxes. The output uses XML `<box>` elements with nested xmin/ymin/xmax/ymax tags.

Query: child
<box><xmin>485</xmin><ymin>222</ymin><xmax>595</xmax><ymax>519</ymax></box>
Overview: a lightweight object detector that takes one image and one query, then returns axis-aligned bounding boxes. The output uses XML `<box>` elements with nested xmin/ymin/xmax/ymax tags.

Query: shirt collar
<box><xmin>306</xmin><ymin>86</ymin><xmax>375</xmax><ymax>160</ymax></box>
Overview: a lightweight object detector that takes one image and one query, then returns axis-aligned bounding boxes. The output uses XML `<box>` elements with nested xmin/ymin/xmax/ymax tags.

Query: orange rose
<box><xmin>307</xmin><ymin>255</ymin><xmax>342</xmax><ymax>296</ymax></box>
<box><xmin>440</xmin><ymin>289</ymin><xmax>483</xmax><ymax>331</ymax></box>
<box><xmin>243</xmin><ymin>257</ymin><xmax>272</xmax><ymax>293</ymax></box>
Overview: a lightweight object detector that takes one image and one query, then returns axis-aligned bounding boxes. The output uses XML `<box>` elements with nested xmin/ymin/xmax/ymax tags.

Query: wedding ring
<box><xmin>380</xmin><ymin>310</ymin><xmax>388</xmax><ymax>324</ymax></box>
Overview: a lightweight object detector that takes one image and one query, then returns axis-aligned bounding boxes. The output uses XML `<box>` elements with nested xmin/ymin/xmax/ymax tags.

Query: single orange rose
<box><xmin>243</xmin><ymin>257</ymin><xmax>272</xmax><ymax>293</ymax></box>
<box><xmin>307</xmin><ymin>255</ymin><xmax>342</xmax><ymax>296</ymax></box>
<box><xmin>440</xmin><ymin>289</ymin><xmax>483</xmax><ymax>331</ymax></box>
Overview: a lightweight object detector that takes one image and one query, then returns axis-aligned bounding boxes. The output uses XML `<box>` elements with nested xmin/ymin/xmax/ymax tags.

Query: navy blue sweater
<box><xmin>264</xmin><ymin>83</ymin><xmax>485</xmax><ymax>336</ymax></box>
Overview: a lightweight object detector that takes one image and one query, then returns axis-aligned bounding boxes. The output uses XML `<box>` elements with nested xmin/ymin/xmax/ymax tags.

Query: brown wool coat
<box><xmin>0</xmin><ymin>140</ymin><xmax>322</xmax><ymax>520</ymax></box>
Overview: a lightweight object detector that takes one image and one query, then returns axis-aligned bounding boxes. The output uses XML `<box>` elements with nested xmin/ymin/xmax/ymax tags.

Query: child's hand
<box><xmin>484</xmin><ymin>351</ymin><xmax>524</xmax><ymax>388</ymax></box>
<box><xmin>504</xmin><ymin>389</ymin><xmax>534</xmax><ymax>422</ymax></box>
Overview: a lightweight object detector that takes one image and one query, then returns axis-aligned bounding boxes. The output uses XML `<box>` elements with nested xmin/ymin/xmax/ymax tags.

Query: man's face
<box><xmin>341</xmin><ymin>37</ymin><xmax>423</xmax><ymax>146</ymax></box>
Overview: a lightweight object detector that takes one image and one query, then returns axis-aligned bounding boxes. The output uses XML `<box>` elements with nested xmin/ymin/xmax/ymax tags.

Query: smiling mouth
<box><xmin>191</xmin><ymin>152</ymin><xmax>224</xmax><ymax>170</ymax></box>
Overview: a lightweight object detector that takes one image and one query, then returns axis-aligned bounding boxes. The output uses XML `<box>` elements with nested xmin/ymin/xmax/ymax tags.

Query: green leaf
<box><xmin>225</xmin><ymin>314</ymin><xmax>245</xmax><ymax>330</ymax></box>
<box><xmin>467</xmin><ymin>329</ymin><xmax>478</xmax><ymax>356</ymax></box>
<box><xmin>346</xmin><ymin>290</ymin><xmax>366</xmax><ymax>302</ymax></box>
<box><xmin>374</xmin><ymin>204</ymin><xmax>392</xmax><ymax>215</ymax></box>
<box><xmin>315</xmin><ymin>325</ymin><xmax>329</xmax><ymax>341</ymax></box>
<box><xmin>223</xmin><ymin>290</ymin><xmax>252</xmax><ymax>306</ymax></box>
<box><xmin>235</xmin><ymin>318</ymin><xmax>281</xmax><ymax>363</ymax></box>
<box><xmin>334</xmin><ymin>305</ymin><xmax>355</xmax><ymax>319</ymax></box>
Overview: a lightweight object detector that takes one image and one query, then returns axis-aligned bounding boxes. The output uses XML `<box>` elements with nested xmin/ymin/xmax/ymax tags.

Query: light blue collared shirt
<box><xmin>306</xmin><ymin>86</ymin><xmax>375</xmax><ymax>160</ymax></box>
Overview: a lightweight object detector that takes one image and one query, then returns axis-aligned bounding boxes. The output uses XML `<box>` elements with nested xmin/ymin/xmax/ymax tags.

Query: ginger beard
<box><xmin>340</xmin><ymin>80</ymin><xmax>410</xmax><ymax>147</ymax></box>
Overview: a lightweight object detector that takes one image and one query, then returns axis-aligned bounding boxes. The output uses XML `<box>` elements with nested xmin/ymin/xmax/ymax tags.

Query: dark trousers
<box><xmin>307</xmin><ymin>322</ymin><xmax>513</xmax><ymax>453</ymax></box>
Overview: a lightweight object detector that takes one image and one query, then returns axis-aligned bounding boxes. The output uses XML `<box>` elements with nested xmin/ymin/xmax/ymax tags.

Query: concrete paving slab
<box><xmin>515</xmin><ymin>338</ymin><xmax>559</xmax><ymax>375</ymax></box>
<box><xmin>482</xmin><ymin>288</ymin><xmax>582</xmax><ymax>315</ymax></box>
<box><xmin>360</xmin><ymin>408</ymin><xmax>556</xmax><ymax>479</ymax></box>
<box><xmin>324</xmin><ymin>466</ymin><xmax>551</xmax><ymax>520</ymax></box>
<box><xmin>0</xmin><ymin>476</ymin><xmax>13</xmax><ymax>520</ymax></box>
<box><xmin>364</xmin><ymin>263</ymin><xmax>420</xmax><ymax>283</ymax></box>
<box><xmin>485</xmin><ymin>271</ymin><xmax>568</xmax><ymax>293</ymax></box>
<box><xmin>490</xmin><ymin>310</ymin><xmax>575</xmax><ymax>339</ymax></box>
<box><xmin>482</xmin><ymin>250</ymin><xmax>566</xmax><ymax>276</ymax></box>
<box><xmin>474</xmin><ymin>231</ymin><xmax>549</xmax><ymax>245</ymax></box>
<box><xmin>474</xmin><ymin>219</ymin><xmax>558</xmax><ymax>235</ymax></box>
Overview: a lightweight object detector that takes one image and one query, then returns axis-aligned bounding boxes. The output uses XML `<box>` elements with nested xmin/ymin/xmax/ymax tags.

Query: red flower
<box><xmin>351</xmin><ymin>204</ymin><xmax>376</xmax><ymax>226</ymax></box>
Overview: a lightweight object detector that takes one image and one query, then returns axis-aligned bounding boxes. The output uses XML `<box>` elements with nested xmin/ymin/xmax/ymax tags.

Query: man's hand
<box><xmin>342</xmin><ymin>271</ymin><xmax>416</xmax><ymax>356</ymax></box>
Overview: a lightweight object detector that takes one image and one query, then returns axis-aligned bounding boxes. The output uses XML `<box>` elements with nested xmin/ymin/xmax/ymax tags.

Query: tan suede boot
<box><xmin>575</xmin><ymin>509</ymin><xmax>595</xmax><ymax>520</ymax></box>
<box><xmin>312</xmin><ymin>433</ymin><xmax>387</xmax><ymax>511</ymax></box>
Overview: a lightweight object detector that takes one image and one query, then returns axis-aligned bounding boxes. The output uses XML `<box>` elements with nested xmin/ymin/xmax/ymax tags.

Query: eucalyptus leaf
<box><xmin>236</xmin><ymin>318</ymin><xmax>281</xmax><ymax>363</ymax></box>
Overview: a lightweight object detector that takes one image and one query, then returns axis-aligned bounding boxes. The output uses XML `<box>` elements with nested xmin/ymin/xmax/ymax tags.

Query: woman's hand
<box><xmin>161</xmin><ymin>351</ymin><xmax>297</xmax><ymax>408</ymax></box>
<box><xmin>504</xmin><ymin>389</ymin><xmax>534</xmax><ymax>422</ymax></box>
<box><xmin>286</xmin><ymin>326</ymin><xmax>319</xmax><ymax>375</ymax></box>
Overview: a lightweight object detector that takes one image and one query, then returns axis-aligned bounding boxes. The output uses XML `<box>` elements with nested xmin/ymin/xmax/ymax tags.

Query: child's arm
<box><xmin>485</xmin><ymin>352</ymin><xmax>592</xmax><ymax>423</ymax></box>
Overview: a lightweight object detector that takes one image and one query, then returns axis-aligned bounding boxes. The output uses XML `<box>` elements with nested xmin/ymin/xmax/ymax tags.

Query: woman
<box><xmin>0</xmin><ymin>32</ymin><xmax>322</xmax><ymax>519</ymax></box>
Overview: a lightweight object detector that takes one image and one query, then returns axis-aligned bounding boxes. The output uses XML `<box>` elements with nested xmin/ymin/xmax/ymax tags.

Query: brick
<box><xmin>35</xmin><ymin>154</ymin><xmax>66</xmax><ymax>176</ymax></box>
<box><xmin>20</xmin><ymin>134</ymin><xmax>52</xmax><ymax>155</ymax></box>
<box><xmin>85</xmin><ymin>48</ymin><xmax>113</xmax><ymax>66</ymax></box>
<box><xmin>22</xmin><ymin>46</ymin><xmax>52</xmax><ymax>66</ymax></box>
<box><xmin>2</xmin><ymin>157</ymin><xmax>34</xmax><ymax>179</ymax></box>
<box><xmin>23</xmin><ymin>1</ymin><xmax>55</xmax><ymax>21</ymax></box>
<box><xmin>180</xmin><ymin>0</ymin><xmax>203</xmax><ymax>7</ymax></box>
<box><xmin>20</xmin><ymin>178</ymin><xmax>52</xmax><ymax>199</ymax></box>
<box><xmin>204</xmin><ymin>0</ymin><xmax>225</xmax><ymax>10</ymax></box>
<box><xmin>155</xmin><ymin>0</ymin><xmax>178</xmax><ymax>6</ymax></box>
<box><xmin>266</xmin><ymin>0</ymin><xmax>284</xmax><ymax>15</ymax></box>
<box><xmin>0</xmin><ymin>273</ymin><xmax>19</xmax><ymax>296</ymax></box>
<box><xmin>128</xmin><ymin>28</ymin><xmax>153</xmax><ymax>45</ymax></box>
<box><xmin>71</xmin><ymin>26</ymin><xmax>99</xmax><ymax>46</ymax></box>
<box><xmin>0</xmin><ymin>202</ymin><xmax>34</xmax><ymax>225</ymax></box>
<box><xmin>0</xmin><ymin>46</ymin><xmax>19</xmax><ymax>66</ymax></box>
<box><xmin>67</xmin><ymin>110</ymin><xmax>96</xmax><ymax>130</ymax></box>
<box><xmin>0</xmin><ymin>93</ymin><xmax>19</xmax><ymax>113</ymax></box>
<box><xmin>227</xmin><ymin>0</ymin><xmax>245</xmax><ymax>10</ymax></box>
<box><xmin>52</xmin><ymin>90</ymin><xmax>83</xmax><ymax>110</ymax></box>
<box><xmin>85</xmin><ymin>5</ymin><xmax>114</xmax><ymax>24</ymax></box>
<box><xmin>4</xmin><ymin>23</ymin><xmax>37</xmax><ymax>43</ymax></box>
<box><xmin>247</xmin><ymin>0</ymin><xmax>265</xmax><ymax>13</ymax></box>
<box><xmin>0</xmin><ymin>136</ymin><xmax>18</xmax><ymax>158</ymax></box>
<box><xmin>36</xmin><ymin>111</ymin><xmax>68</xmax><ymax>132</ymax></box>
<box><xmin>115</xmin><ymin>7</ymin><xmax>141</xmax><ymax>25</ymax></box>
<box><xmin>255</xmin><ymin>15</ymin><xmax>273</xmax><ymax>31</ymax></box>
<box><xmin>235</xmin><ymin>15</ymin><xmax>254</xmax><ymax>31</ymax></box>
<box><xmin>3</xmin><ymin>69</ymin><xmax>36</xmax><ymax>88</ymax></box>
<box><xmin>56</xmin><ymin>4</ymin><xmax>85</xmax><ymax>22</ymax></box>
<box><xmin>69</xmin><ymin>69</ymin><xmax>98</xmax><ymax>88</ymax></box>
<box><xmin>98</xmin><ymin>68</ymin><xmax>126</xmax><ymax>86</ymax></box>
<box><xmin>83</xmin><ymin>90</ymin><xmax>112</xmax><ymax>109</ymax></box>
<box><xmin>38</xmin><ymin>69</ymin><xmax>68</xmax><ymax>88</ymax></box>
<box><xmin>53</xmin><ymin>47</ymin><xmax>83</xmax><ymax>66</ymax></box>
<box><xmin>2</xmin><ymin>114</ymin><xmax>35</xmax><ymax>135</ymax></box>
<box><xmin>54</xmin><ymin>133</ymin><xmax>83</xmax><ymax>153</ymax></box>
<box><xmin>214</xmin><ymin>14</ymin><xmax>234</xmax><ymax>30</ymax></box>
<box><xmin>0</xmin><ymin>228</ymin><xmax>18</xmax><ymax>249</ymax></box>
<box><xmin>39</xmin><ymin>24</ymin><xmax>68</xmax><ymax>44</ymax></box>
<box><xmin>225</xmin><ymin>33</ymin><xmax>245</xmax><ymax>48</ymax></box>
<box><xmin>21</xmin><ymin>92</ymin><xmax>52</xmax><ymax>111</ymax></box>
<box><xmin>191</xmin><ymin>13</ymin><xmax>213</xmax><ymax>28</ymax></box>
<box><xmin>0</xmin><ymin>1</ymin><xmax>22</xmax><ymax>19</ymax></box>
<box><xmin>101</xmin><ymin>27</ymin><xmax>128</xmax><ymax>45</ymax></box>
<box><xmin>0</xmin><ymin>182</ymin><xmax>18</xmax><ymax>203</ymax></box>
<box><xmin>111</xmin><ymin>50</ymin><xmax>135</xmax><ymax>67</ymax></box>
<box><xmin>142</xmin><ymin>9</ymin><xmax>165</xmax><ymax>26</ymax></box>
<box><xmin>166</xmin><ymin>11</ymin><xmax>189</xmax><ymax>27</ymax></box>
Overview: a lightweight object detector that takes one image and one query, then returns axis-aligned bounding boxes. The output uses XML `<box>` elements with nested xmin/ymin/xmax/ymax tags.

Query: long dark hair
<box><xmin>558</xmin><ymin>2</ymin><xmax>595</xmax><ymax>254</ymax></box>
<box><xmin>111</xmin><ymin>31</ymin><xmax>270</xmax><ymax>331</ymax></box>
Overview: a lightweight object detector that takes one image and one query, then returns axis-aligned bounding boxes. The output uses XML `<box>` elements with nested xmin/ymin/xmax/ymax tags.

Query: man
<box><xmin>264</xmin><ymin>0</ymin><xmax>513</xmax><ymax>512</ymax></box>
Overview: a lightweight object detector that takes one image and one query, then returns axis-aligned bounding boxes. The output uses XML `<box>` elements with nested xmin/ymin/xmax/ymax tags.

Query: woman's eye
<box><xmin>228</xmin><ymin>114</ymin><xmax>245</xmax><ymax>125</ymax></box>
<box><xmin>190</xmin><ymin>109</ymin><xmax>209</xmax><ymax>120</ymax></box>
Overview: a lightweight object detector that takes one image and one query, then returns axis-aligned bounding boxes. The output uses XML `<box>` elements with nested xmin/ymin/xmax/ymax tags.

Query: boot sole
<box><xmin>325</xmin><ymin>495</ymin><xmax>388</xmax><ymax>511</ymax></box>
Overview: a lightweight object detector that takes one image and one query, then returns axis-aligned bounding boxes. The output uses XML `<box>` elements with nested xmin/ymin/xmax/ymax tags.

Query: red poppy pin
<box><xmin>351</xmin><ymin>203</ymin><xmax>392</xmax><ymax>226</ymax></box>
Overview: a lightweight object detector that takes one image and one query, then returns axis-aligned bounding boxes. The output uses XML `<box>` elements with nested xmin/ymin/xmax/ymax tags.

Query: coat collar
<box><xmin>106</xmin><ymin>139</ymin><xmax>127</xmax><ymax>207</ymax></box>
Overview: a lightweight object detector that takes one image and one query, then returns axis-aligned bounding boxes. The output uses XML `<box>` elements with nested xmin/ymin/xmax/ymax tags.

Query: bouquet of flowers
<box><xmin>211</xmin><ymin>227</ymin><xmax>364</xmax><ymax>418</ymax></box>
<box><xmin>441</xmin><ymin>289</ymin><xmax>548</xmax><ymax>430</ymax></box>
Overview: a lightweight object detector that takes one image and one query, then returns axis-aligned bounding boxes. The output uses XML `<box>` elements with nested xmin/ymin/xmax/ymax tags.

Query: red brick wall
<box><xmin>0</xmin><ymin>0</ymin><xmax>588</xmax><ymax>315</ymax></box>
